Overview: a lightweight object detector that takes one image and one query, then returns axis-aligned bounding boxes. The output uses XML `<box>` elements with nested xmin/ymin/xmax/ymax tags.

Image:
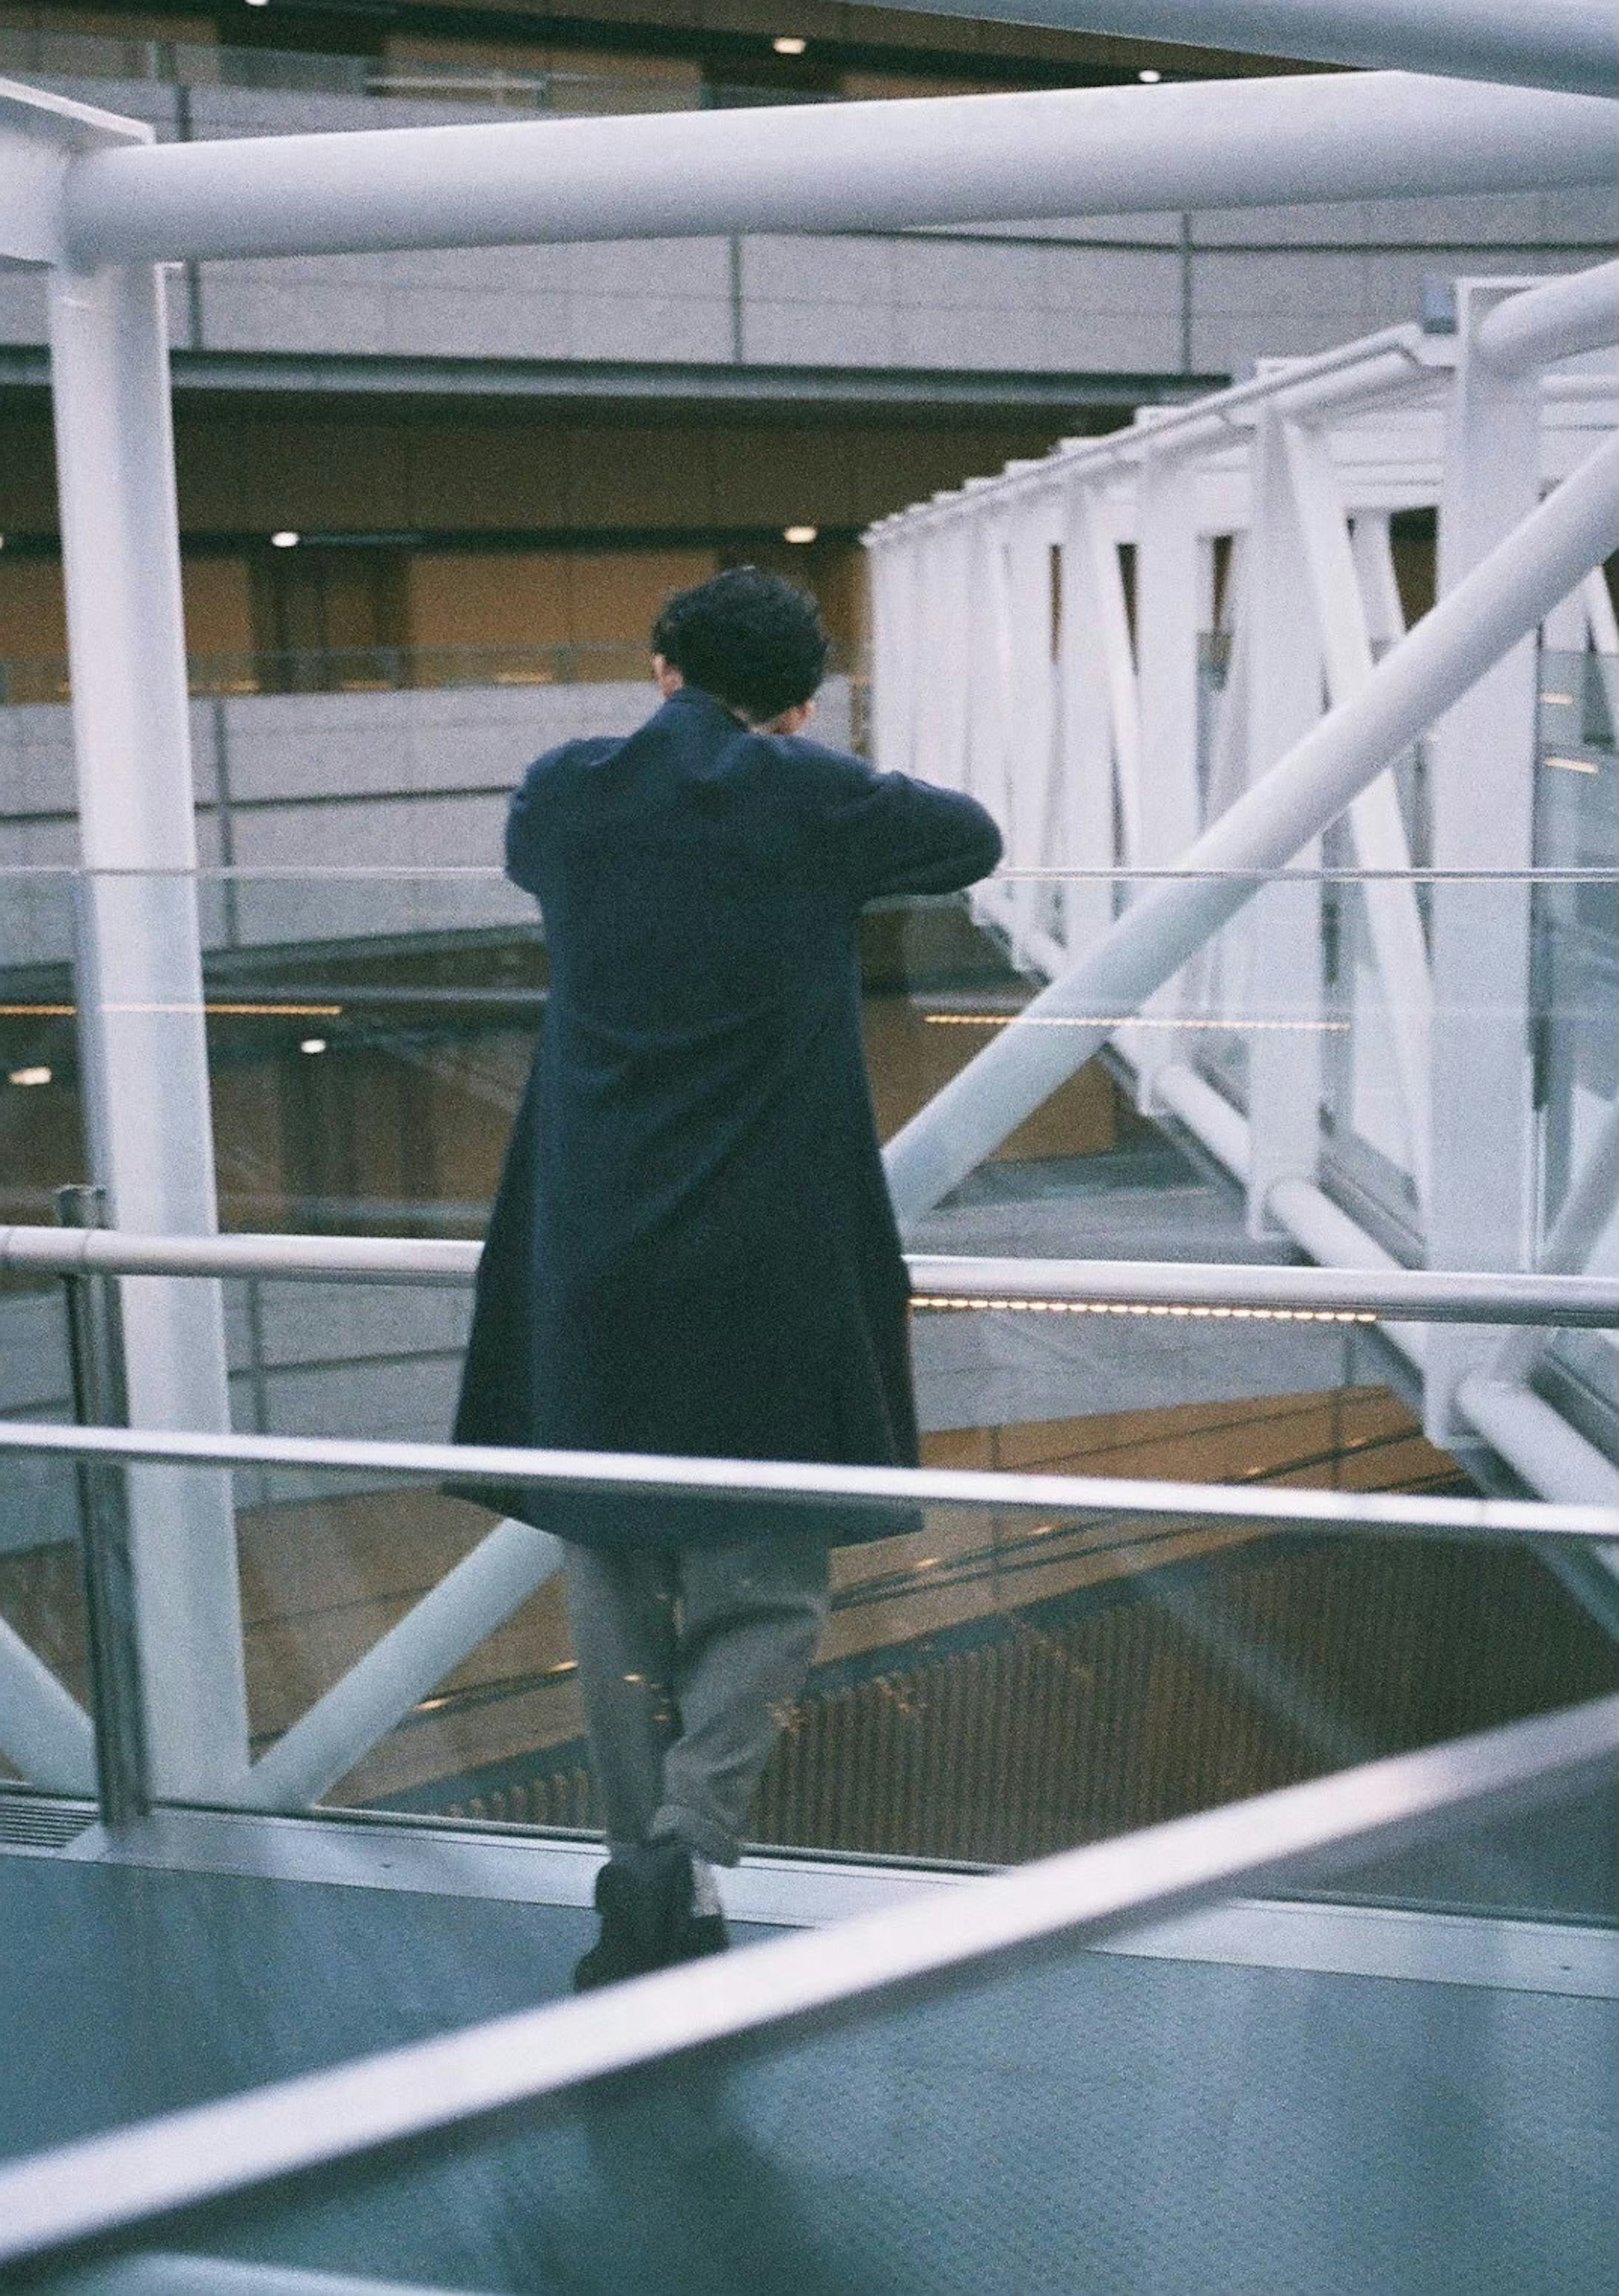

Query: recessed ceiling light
<box><xmin>1138</xmin><ymin>67</ymin><xmax>1162</xmax><ymax>82</ymax></box>
<box><xmin>783</xmin><ymin>523</ymin><xmax>818</xmax><ymax>544</ymax></box>
<box><xmin>773</xmin><ymin>35</ymin><xmax>807</xmax><ymax>55</ymax></box>
<box><xmin>8</xmin><ymin>1066</ymin><xmax>51</xmax><ymax>1087</ymax></box>
<box><xmin>299</xmin><ymin>1036</ymin><xmax>329</xmax><ymax>1054</ymax></box>
<box><xmin>245</xmin><ymin>0</ymin><xmax>270</xmax><ymax>10</ymax></box>
<box><xmin>270</xmin><ymin>530</ymin><xmax>300</xmax><ymax>548</ymax></box>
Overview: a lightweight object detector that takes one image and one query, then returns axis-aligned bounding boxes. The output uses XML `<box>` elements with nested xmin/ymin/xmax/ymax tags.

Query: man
<box><xmin>454</xmin><ymin>566</ymin><xmax>1001</xmax><ymax>1988</ymax></box>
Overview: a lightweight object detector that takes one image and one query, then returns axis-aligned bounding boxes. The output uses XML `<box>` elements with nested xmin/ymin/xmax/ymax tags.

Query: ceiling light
<box><xmin>8</xmin><ymin>1066</ymin><xmax>51</xmax><ymax>1087</ymax></box>
<box><xmin>299</xmin><ymin>1036</ymin><xmax>329</xmax><ymax>1054</ymax></box>
<box><xmin>270</xmin><ymin>530</ymin><xmax>300</xmax><ymax>549</ymax></box>
<box><xmin>1138</xmin><ymin>67</ymin><xmax>1162</xmax><ymax>82</ymax></box>
<box><xmin>773</xmin><ymin>35</ymin><xmax>807</xmax><ymax>55</ymax></box>
<box><xmin>245</xmin><ymin>0</ymin><xmax>270</xmax><ymax>10</ymax></box>
<box><xmin>783</xmin><ymin>523</ymin><xmax>818</xmax><ymax>544</ymax></box>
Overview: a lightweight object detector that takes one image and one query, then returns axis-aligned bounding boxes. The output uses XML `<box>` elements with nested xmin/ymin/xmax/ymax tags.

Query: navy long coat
<box><xmin>452</xmin><ymin>684</ymin><xmax>1002</xmax><ymax>1546</ymax></box>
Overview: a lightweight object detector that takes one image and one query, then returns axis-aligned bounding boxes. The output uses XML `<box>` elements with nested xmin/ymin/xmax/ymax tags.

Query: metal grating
<box><xmin>0</xmin><ymin>1795</ymin><xmax>95</xmax><ymax>1851</ymax></box>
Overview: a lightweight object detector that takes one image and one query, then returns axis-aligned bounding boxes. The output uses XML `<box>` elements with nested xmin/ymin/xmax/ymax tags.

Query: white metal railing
<box><xmin>864</xmin><ymin>263</ymin><xmax>1619</xmax><ymax>1510</ymax></box>
<box><xmin>7</xmin><ymin>1413</ymin><xmax>1618</xmax><ymax>1539</ymax></box>
<box><xmin>3</xmin><ymin>1223</ymin><xmax>1614</xmax><ymax>1325</ymax></box>
<box><xmin>5</xmin><ymin>1227</ymin><xmax>1609</xmax><ymax>1807</ymax></box>
<box><xmin>3</xmin><ymin>1402</ymin><xmax>1614</xmax><ymax>1812</ymax></box>
<box><xmin>0</xmin><ymin>1689</ymin><xmax>1612</xmax><ymax>2273</ymax></box>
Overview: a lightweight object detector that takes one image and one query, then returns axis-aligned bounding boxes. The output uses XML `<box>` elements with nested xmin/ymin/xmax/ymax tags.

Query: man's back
<box><xmin>456</xmin><ymin>678</ymin><xmax>999</xmax><ymax>1510</ymax></box>
<box><xmin>453</xmin><ymin>568</ymin><xmax>1002</xmax><ymax>1992</ymax></box>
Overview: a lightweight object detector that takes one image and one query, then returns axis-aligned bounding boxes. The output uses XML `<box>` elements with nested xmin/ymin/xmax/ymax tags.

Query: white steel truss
<box><xmin>0</xmin><ymin>60</ymin><xmax>1614</xmax><ymax>1799</ymax></box>
<box><xmin>868</xmin><ymin>269</ymin><xmax>1619</xmax><ymax>1507</ymax></box>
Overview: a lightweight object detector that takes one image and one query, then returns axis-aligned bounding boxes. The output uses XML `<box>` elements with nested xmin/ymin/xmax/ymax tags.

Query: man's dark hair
<box><xmin>651</xmin><ymin>566</ymin><xmax>830</xmax><ymax>724</ymax></box>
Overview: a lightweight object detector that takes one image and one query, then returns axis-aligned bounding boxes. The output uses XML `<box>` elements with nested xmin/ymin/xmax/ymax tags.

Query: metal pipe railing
<box><xmin>2</xmin><ymin>1417</ymin><xmax>1615</xmax><ymax>1543</ymax></box>
<box><xmin>1</xmin><ymin>1225</ymin><xmax>1612</xmax><ymax>1326</ymax></box>
<box><xmin>3</xmin><ymin>1690</ymin><xmax>1613</xmax><ymax>2269</ymax></box>
<box><xmin>60</xmin><ymin>73</ymin><xmax>1619</xmax><ymax>270</ymax></box>
<box><xmin>882</xmin><ymin>433</ymin><xmax>1619</xmax><ymax>1223</ymax></box>
<box><xmin>1477</xmin><ymin>259</ymin><xmax>1619</xmax><ymax>375</ymax></box>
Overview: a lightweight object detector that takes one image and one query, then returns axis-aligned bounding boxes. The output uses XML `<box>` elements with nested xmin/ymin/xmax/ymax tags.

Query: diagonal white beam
<box><xmin>1477</xmin><ymin>260</ymin><xmax>1619</xmax><ymax>372</ymax></box>
<box><xmin>242</xmin><ymin>1515</ymin><xmax>566</xmax><ymax>1811</ymax></box>
<box><xmin>0</xmin><ymin>1615</ymin><xmax>96</xmax><ymax>1793</ymax></box>
<box><xmin>884</xmin><ymin>430</ymin><xmax>1619</xmax><ymax>1225</ymax></box>
<box><xmin>852</xmin><ymin>0</ymin><xmax>1619</xmax><ymax>99</ymax></box>
<box><xmin>1280</xmin><ymin>417</ymin><xmax>1434</xmax><ymax>1208</ymax></box>
<box><xmin>46</xmin><ymin>73</ymin><xmax>1619</xmax><ymax>268</ymax></box>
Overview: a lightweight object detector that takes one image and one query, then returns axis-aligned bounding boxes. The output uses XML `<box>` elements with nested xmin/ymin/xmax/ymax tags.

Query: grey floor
<box><xmin>3</xmin><ymin>1842</ymin><xmax>1614</xmax><ymax>2296</ymax></box>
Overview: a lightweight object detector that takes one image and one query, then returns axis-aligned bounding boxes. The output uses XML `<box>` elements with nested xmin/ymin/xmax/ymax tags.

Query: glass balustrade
<box><xmin>0</xmin><ymin>864</ymin><xmax>1613</xmax><ymax>1851</ymax></box>
<box><xmin>0</xmin><ymin>1435</ymin><xmax>1612</xmax><ymax>2296</ymax></box>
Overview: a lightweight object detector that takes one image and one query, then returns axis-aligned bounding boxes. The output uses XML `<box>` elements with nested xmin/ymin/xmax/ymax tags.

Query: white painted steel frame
<box><xmin>3</xmin><ymin>1230</ymin><xmax>1614</xmax><ymax>1795</ymax></box>
<box><xmin>4</xmin><ymin>1223</ymin><xmax>1614</xmax><ymax>1321</ymax></box>
<box><xmin>4</xmin><ymin>1418</ymin><xmax>1617</xmax><ymax>1546</ymax></box>
<box><xmin>3</xmin><ymin>1401</ymin><xmax>1615</xmax><ymax>1798</ymax></box>
<box><xmin>43</xmin><ymin>74</ymin><xmax>1619</xmax><ymax>267</ymax></box>
<box><xmin>869</xmin><ymin>271</ymin><xmax>1618</xmax><ymax>1506</ymax></box>
<box><xmin>2</xmin><ymin>1692</ymin><xmax>1612</xmax><ymax>2270</ymax></box>
<box><xmin>1</xmin><ymin>58</ymin><xmax>1614</xmax><ymax>1825</ymax></box>
<box><xmin>878</xmin><ymin>425</ymin><xmax>1619</xmax><ymax>1208</ymax></box>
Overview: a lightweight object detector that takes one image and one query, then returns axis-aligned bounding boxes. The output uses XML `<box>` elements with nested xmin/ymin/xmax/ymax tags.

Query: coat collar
<box><xmin>663</xmin><ymin>683</ymin><xmax>749</xmax><ymax>731</ymax></box>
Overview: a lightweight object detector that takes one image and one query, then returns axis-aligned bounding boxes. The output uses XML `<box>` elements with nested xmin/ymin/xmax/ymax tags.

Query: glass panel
<box><xmin>0</xmin><ymin>1422</ymin><xmax>90</xmax><ymax>1796</ymax></box>
<box><xmin>7</xmin><ymin>1443</ymin><xmax>1608</xmax><ymax>1895</ymax></box>
<box><xmin>2</xmin><ymin>860</ymin><xmax>1613</xmax><ymax>1854</ymax></box>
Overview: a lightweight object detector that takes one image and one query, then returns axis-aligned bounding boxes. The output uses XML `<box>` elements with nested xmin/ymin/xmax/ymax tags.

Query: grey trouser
<box><xmin>564</xmin><ymin>1534</ymin><xmax>831</xmax><ymax>1867</ymax></box>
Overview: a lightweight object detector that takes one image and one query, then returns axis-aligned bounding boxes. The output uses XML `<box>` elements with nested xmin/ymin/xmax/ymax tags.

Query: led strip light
<box><xmin>911</xmin><ymin>1295</ymin><xmax>1379</xmax><ymax>1324</ymax></box>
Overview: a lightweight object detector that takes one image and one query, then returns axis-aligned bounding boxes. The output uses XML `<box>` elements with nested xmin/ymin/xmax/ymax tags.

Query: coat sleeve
<box><xmin>820</xmin><ymin>754</ymin><xmax>1003</xmax><ymax>904</ymax></box>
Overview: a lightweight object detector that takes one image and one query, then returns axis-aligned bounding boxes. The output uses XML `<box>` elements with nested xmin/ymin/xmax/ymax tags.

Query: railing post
<box><xmin>54</xmin><ymin>1184</ymin><xmax>149</xmax><ymax>1824</ymax></box>
<box><xmin>49</xmin><ymin>254</ymin><xmax>251</xmax><ymax>1799</ymax></box>
<box><xmin>1421</xmin><ymin>279</ymin><xmax>1543</xmax><ymax>1450</ymax></box>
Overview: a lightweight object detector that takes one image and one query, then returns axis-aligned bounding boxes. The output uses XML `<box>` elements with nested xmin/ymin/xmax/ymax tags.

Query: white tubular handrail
<box><xmin>2</xmin><ymin>1416</ymin><xmax>1616</xmax><ymax>1543</ymax></box>
<box><xmin>1476</xmin><ymin>259</ymin><xmax>1619</xmax><ymax>374</ymax></box>
<box><xmin>1</xmin><ymin>1224</ymin><xmax>1613</xmax><ymax>1325</ymax></box>
<box><xmin>868</xmin><ymin>324</ymin><xmax>1439</xmax><ymax>538</ymax></box>
<box><xmin>883</xmin><ymin>433</ymin><xmax>1619</xmax><ymax>1223</ymax></box>
<box><xmin>2</xmin><ymin>1692</ymin><xmax>1613</xmax><ymax>2268</ymax></box>
<box><xmin>867</xmin><ymin>258</ymin><xmax>1618</xmax><ymax>547</ymax></box>
<box><xmin>54</xmin><ymin>72</ymin><xmax>1619</xmax><ymax>268</ymax></box>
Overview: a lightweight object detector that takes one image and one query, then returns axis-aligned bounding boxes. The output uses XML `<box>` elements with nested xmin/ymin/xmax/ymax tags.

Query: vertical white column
<box><xmin>867</xmin><ymin>534</ymin><xmax>912</xmax><ymax>779</ymax></box>
<box><xmin>1422</xmin><ymin>281</ymin><xmax>1542</xmax><ymax>1447</ymax></box>
<box><xmin>1057</xmin><ymin>482</ymin><xmax>1121</xmax><ymax>963</ymax></box>
<box><xmin>1132</xmin><ymin>441</ymin><xmax>1203</xmax><ymax>1104</ymax></box>
<box><xmin>1006</xmin><ymin>497</ymin><xmax>1058</xmax><ymax>969</ymax></box>
<box><xmin>969</xmin><ymin>498</ymin><xmax>1019</xmax><ymax>947</ymax></box>
<box><xmin>1242</xmin><ymin>412</ymin><xmax>1326</xmax><ymax>1236</ymax></box>
<box><xmin>1282</xmin><ymin>423</ymin><xmax>1432</xmax><ymax>1207</ymax></box>
<box><xmin>49</xmin><ymin>259</ymin><xmax>250</xmax><ymax>1798</ymax></box>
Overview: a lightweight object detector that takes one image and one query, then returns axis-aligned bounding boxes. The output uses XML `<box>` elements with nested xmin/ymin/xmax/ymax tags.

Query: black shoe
<box><xmin>573</xmin><ymin>1838</ymin><xmax>699</xmax><ymax>1992</ymax></box>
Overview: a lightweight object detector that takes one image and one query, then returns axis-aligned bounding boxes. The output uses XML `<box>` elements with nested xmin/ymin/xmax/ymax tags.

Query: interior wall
<box><xmin>183</xmin><ymin>555</ymin><xmax>254</xmax><ymax>657</ymax></box>
<box><xmin>0</xmin><ymin>396</ymin><xmax>1097</xmax><ymax>553</ymax></box>
<box><xmin>403</xmin><ymin>545</ymin><xmax>720</xmax><ymax>653</ymax></box>
<box><xmin>0</xmin><ymin>555</ymin><xmax>66</xmax><ymax>665</ymax></box>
